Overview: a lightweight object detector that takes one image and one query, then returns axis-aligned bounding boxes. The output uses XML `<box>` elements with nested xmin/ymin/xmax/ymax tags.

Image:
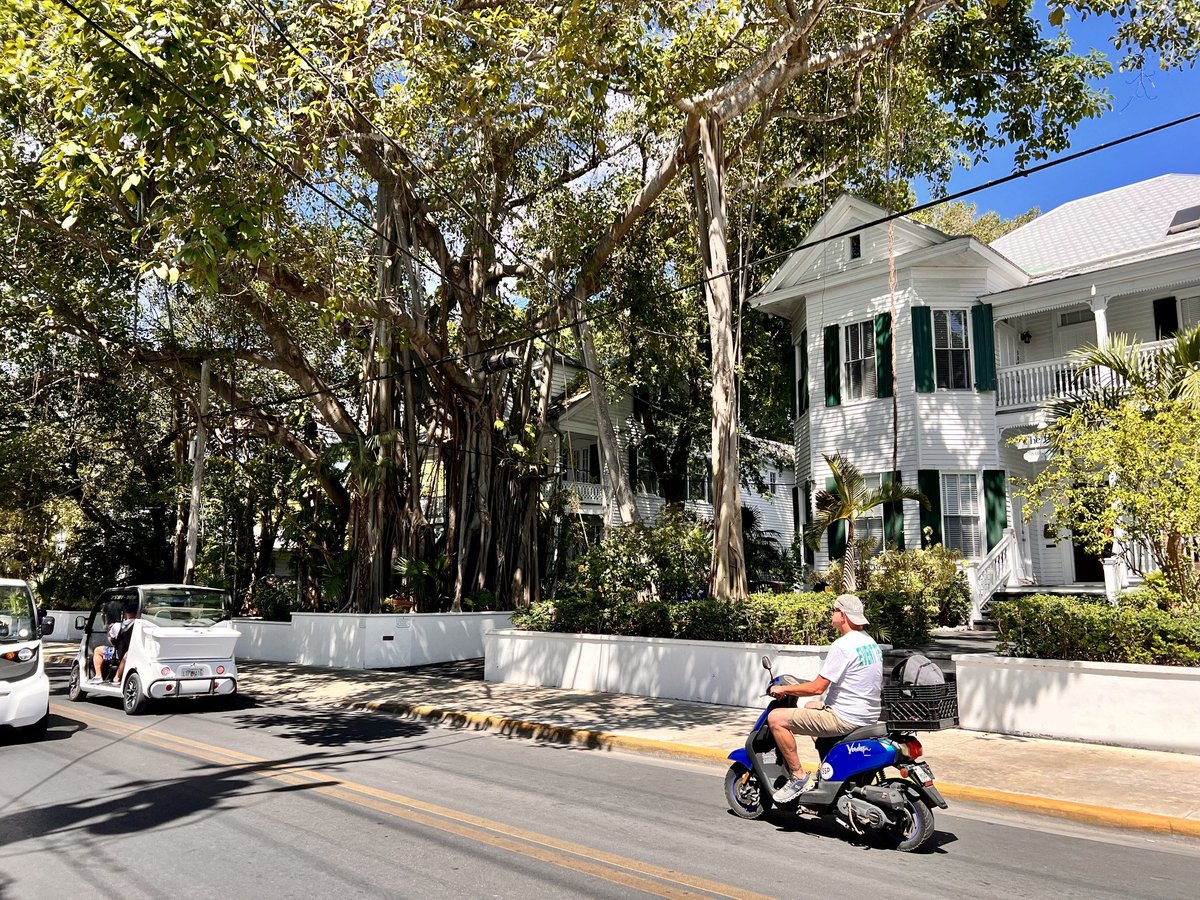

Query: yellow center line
<box><xmin>53</xmin><ymin>702</ymin><xmax>774</xmax><ymax>900</ymax></box>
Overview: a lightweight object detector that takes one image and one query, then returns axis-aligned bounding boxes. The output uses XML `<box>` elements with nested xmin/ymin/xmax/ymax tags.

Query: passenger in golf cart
<box><xmin>90</xmin><ymin>601</ymin><xmax>136</xmax><ymax>684</ymax></box>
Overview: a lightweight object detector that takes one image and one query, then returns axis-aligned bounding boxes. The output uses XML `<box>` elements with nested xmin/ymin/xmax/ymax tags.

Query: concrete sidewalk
<box><xmin>43</xmin><ymin>644</ymin><xmax>1200</xmax><ymax>837</ymax></box>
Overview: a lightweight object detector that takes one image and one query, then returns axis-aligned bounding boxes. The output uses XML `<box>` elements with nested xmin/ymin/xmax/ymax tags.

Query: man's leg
<box><xmin>767</xmin><ymin>709</ymin><xmax>806</xmax><ymax>778</ymax></box>
<box><xmin>91</xmin><ymin>645</ymin><xmax>105</xmax><ymax>679</ymax></box>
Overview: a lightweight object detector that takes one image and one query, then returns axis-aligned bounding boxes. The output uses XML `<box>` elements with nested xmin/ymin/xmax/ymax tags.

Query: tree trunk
<box><xmin>693</xmin><ymin>115</ymin><xmax>747</xmax><ymax>602</ymax></box>
<box><xmin>573</xmin><ymin>293</ymin><xmax>639</xmax><ymax>528</ymax></box>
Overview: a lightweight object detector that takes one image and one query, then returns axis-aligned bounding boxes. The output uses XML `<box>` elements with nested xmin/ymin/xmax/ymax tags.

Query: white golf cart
<box><xmin>1</xmin><ymin>577</ymin><xmax>53</xmax><ymax>740</ymax></box>
<box><xmin>67</xmin><ymin>584</ymin><xmax>240</xmax><ymax>715</ymax></box>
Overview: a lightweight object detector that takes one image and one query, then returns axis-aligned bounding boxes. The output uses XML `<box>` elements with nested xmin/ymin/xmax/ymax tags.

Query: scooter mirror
<box><xmin>761</xmin><ymin>656</ymin><xmax>771</xmax><ymax>670</ymax></box>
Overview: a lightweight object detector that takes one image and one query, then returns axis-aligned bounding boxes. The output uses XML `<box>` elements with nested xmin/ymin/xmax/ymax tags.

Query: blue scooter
<box><xmin>724</xmin><ymin>656</ymin><xmax>947</xmax><ymax>852</ymax></box>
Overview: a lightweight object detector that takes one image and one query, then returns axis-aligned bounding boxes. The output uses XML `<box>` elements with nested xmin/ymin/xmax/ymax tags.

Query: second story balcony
<box><xmin>995</xmin><ymin>337</ymin><xmax>1172</xmax><ymax>412</ymax></box>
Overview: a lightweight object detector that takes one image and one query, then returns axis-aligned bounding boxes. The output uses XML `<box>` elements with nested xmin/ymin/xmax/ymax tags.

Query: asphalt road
<box><xmin>2</xmin><ymin>663</ymin><xmax>1199</xmax><ymax>900</ymax></box>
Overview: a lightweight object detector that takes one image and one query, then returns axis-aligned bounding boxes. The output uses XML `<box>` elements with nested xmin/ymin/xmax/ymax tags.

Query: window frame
<box><xmin>855</xmin><ymin>472</ymin><xmax>885</xmax><ymax>557</ymax></box>
<box><xmin>843</xmin><ymin>319</ymin><xmax>877</xmax><ymax>402</ymax></box>
<box><xmin>933</xmin><ymin>308</ymin><xmax>972</xmax><ymax>391</ymax></box>
<box><xmin>940</xmin><ymin>472</ymin><xmax>984</xmax><ymax>558</ymax></box>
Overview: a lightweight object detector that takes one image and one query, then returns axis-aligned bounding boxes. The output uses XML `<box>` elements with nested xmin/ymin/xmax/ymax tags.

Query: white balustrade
<box><xmin>564</xmin><ymin>479</ymin><xmax>605</xmax><ymax>505</ymax></box>
<box><xmin>968</xmin><ymin>529</ymin><xmax>1017</xmax><ymax>622</ymax></box>
<box><xmin>996</xmin><ymin>338</ymin><xmax>1173</xmax><ymax>412</ymax></box>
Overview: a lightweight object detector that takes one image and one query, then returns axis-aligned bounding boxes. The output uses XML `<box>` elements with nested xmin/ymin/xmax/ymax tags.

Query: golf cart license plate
<box><xmin>911</xmin><ymin>763</ymin><xmax>934</xmax><ymax>785</ymax></box>
<box><xmin>181</xmin><ymin>666</ymin><xmax>204</xmax><ymax>678</ymax></box>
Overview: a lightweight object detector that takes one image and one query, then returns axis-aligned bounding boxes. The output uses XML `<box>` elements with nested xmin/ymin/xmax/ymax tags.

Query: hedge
<box><xmin>994</xmin><ymin>594</ymin><xmax>1200</xmax><ymax>667</ymax></box>
<box><xmin>511</xmin><ymin>592</ymin><xmax>839</xmax><ymax>645</ymax></box>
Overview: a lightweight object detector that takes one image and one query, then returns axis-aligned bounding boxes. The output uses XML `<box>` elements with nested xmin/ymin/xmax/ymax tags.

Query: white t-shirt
<box><xmin>819</xmin><ymin>629</ymin><xmax>883</xmax><ymax>726</ymax></box>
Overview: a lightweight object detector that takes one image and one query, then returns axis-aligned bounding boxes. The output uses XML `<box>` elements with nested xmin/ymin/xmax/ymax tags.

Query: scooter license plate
<box><xmin>911</xmin><ymin>763</ymin><xmax>935</xmax><ymax>786</ymax></box>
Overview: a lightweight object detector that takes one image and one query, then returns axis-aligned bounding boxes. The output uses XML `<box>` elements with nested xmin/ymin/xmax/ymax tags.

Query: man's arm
<box><xmin>769</xmin><ymin>675</ymin><xmax>831</xmax><ymax>699</ymax></box>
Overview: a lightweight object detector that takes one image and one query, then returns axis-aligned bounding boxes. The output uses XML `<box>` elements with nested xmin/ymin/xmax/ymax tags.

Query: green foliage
<box><xmin>868</xmin><ymin>544</ymin><xmax>973</xmax><ymax>627</ymax></box>
<box><xmin>910</xmin><ymin>201</ymin><xmax>1039</xmax><ymax>243</ymax></box>
<box><xmin>510</xmin><ymin>590</ymin><xmax>839</xmax><ymax>645</ymax></box>
<box><xmin>994</xmin><ymin>594</ymin><xmax>1200</xmax><ymax>667</ymax></box>
<box><xmin>1015</xmin><ymin>388</ymin><xmax>1200</xmax><ymax>607</ymax></box>
<box><xmin>560</xmin><ymin>512</ymin><xmax>712</xmax><ymax>605</ymax></box>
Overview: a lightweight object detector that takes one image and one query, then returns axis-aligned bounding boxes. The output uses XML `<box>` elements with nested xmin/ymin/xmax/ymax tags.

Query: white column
<box><xmin>1089</xmin><ymin>289</ymin><xmax>1110</xmax><ymax>347</ymax></box>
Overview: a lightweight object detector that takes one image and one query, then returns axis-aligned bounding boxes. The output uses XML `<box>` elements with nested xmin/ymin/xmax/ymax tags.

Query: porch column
<box><xmin>1089</xmin><ymin>289</ymin><xmax>1110</xmax><ymax>348</ymax></box>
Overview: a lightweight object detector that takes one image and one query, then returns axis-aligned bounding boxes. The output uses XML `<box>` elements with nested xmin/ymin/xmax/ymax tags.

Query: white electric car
<box><xmin>67</xmin><ymin>584</ymin><xmax>240</xmax><ymax>715</ymax></box>
<box><xmin>0</xmin><ymin>577</ymin><xmax>52</xmax><ymax>740</ymax></box>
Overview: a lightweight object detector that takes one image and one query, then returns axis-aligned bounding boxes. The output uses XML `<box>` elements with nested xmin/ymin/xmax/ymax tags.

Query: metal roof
<box><xmin>992</xmin><ymin>174</ymin><xmax>1200</xmax><ymax>277</ymax></box>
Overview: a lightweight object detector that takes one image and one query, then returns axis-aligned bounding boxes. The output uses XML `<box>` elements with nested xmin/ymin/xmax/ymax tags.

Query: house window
<box><xmin>849</xmin><ymin>235</ymin><xmax>862</xmax><ymax>260</ymax></box>
<box><xmin>844</xmin><ymin>320</ymin><xmax>877</xmax><ymax>400</ymax></box>
<box><xmin>562</xmin><ymin>445</ymin><xmax>597</xmax><ymax>484</ymax></box>
<box><xmin>941</xmin><ymin>473</ymin><xmax>982</xmax><ymax>557</ymax></box>
<box><xmin>1059</xmin><ymin>309</ymin><xmax>1093</xmax><ymax>327</ymax></box>
<box><xmin>857</xmin><ymin>473</ymin><xmax>884</xmax><ymax>556</ymax></box>
<box><xmin>769</xmin><ymin>471</ymin><xmax>777</xmax><ymax>495</ymax></box>
<box><xmin>933</xmin><ymin>310</ymin><xmax>971</xmax><ymax>390</ymax></box>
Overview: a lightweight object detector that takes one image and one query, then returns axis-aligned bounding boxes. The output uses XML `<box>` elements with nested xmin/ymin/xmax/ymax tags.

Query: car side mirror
<box><xmin>75</xmin><ymin>615</ymin><xmax>88</xmax><ymax>631</ymax></box>
<box><xmin>39</xmin><ymin>616</ymin><xmax>55</xmax><ymax>637</ymax></box>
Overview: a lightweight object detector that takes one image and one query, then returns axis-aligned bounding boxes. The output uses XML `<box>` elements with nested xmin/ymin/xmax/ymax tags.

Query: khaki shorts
<box><xmin>785</xmin><ymin>703</ymin><xmax>856</xmax><ymax>738</ymax></box>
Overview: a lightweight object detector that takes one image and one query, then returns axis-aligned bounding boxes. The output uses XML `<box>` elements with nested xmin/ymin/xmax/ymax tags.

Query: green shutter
<box><xmin>882</xmin><ymin>470</ymin><xmax>904</xmax><ymax>551</ymax></box>
<box><xmin>875</xmin><ymin>312</ymin><xmax>894</xmax><ymax>399</ymax></box>
<box><xmin>826</xmin><ymin>476</ymin><xmax>846</xmax><ymax>561</ymax></box>
<box><xmin>917</xmin><ymin>469</ymin><xmax>941</xmax><ymax>547</ymax></box>
<box><xmin>983</xmin><ymin>469</ymin><xmax>1008</xmax><ymax>552</ymax></box>
<box><xmin>628</xmin><ymin>445</ymin><xmax>638</xmax><ymax>491</ymax></box>
<box><xmin>823</xmin><ymin>324</ymin><xmax>841</xmax><ymax>407</ymax></box>
<box><xmin>971</xmin><ymin>304</ymin><xmax>997</xmax><ymax>392</ymax></box>
<box><xmin>912</xmin><ymin>306</ymin><xmax>934</xmax><ymax>393</ymax></box>
<box><xmin>798</xmin><ymin>329</ymin><xmax>809</xmax><ymax>414</ymax></box>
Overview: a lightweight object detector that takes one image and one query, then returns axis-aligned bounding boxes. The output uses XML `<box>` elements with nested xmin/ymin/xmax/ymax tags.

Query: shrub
<box><xmin>994</xmin><ymin>593</ymin><xmax>1200</xmax><ymax>667</ymax></box>
<box><xmin>558</xmin><ymin>513</ymin><xmax>711</xmax><ymax>605</ymax></box>
<box><xmin>860</xmin><ymin>545</ymin><xmax>972</xmax><ymax>646</ymax></box>
<box><xmin>511</xmin><ymin>591</ymin><xmax>838</xmax><ymax>645</ymax></box>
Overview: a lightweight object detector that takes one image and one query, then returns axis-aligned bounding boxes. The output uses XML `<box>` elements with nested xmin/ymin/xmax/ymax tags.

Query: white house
<box><xmin>541</xmin><ymin>357</ymin><xmax>794</xmax><ymax>550</ymax></box>
<box><xmin>751</xmin><ymin>174</ymin><xmax>1200</xmax><ymax>615</ymax></box>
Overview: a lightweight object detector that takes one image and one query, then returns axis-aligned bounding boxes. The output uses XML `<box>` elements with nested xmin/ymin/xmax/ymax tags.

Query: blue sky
<box><xmin>916</xmin><ymin>13</ymin><xmax>1200</xmax><ymax>220</ymax></box>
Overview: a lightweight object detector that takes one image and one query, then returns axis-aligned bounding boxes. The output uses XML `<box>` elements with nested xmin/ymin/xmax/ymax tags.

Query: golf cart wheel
<box><xmin>724</xmin><ymin>763</ymin><xmax>770</xmax><ymax>819</ymax></box>
<box><xmin>122</xmin><ymin>672</ymin><xmax>150</xmax><ymax>716</ymax></box>
<box><xmin>67</xmin><ymin>662</ymin><xmax>86</xmax><ymax>702</ymax></box>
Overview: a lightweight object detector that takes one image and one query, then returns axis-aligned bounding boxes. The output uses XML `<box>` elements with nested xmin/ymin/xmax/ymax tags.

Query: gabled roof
<box><xmin>756</xmin><ymin>194</ymin><xmax>946</xmax><ymax>297</ymax></box>
<box><xmin>992</xmin><ymin>174</ymin><xmax>1200</xmax><ymax>278</ymax></box>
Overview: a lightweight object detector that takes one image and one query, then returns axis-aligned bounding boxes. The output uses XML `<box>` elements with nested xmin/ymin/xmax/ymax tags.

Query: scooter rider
<box><xmin>766</xmin><ymin>593</ymin><xmax>883</xmax><ymax>802</ymax></box>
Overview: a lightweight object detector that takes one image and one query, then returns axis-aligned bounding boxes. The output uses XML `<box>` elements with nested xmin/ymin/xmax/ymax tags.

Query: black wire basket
<box><xmin>882</xmin><ymin>681</ymin><xmax>959</xmax><ymax>731</ymax></box>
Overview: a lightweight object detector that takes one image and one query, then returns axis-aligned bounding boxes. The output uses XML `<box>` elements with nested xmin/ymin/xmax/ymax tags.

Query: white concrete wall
<box><xmin>288</xmin><ymin>612</ymin><xmax>513</xmax><ymax>670</ymax></box>
<box><xmin>485</xmin><ymin>629</ymin><xmax>833</xmax><ymax>708</ymax></box>
<box><xmin>955</xmin><ymin>655</ymin><xmax>1200</xmax><ymax>754</ymax></box>
<box><xmin>44</xmin><ymin>610</ymin><xmax>88</xmax><ymax>642</ymax></box>
<box><xmin>232</xmin><ymin>619</ymin><xmax>296</xmax><ymax>663</ymax></box>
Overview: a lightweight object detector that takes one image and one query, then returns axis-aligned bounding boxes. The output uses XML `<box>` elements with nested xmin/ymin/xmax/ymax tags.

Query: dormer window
<box><xmin>849</xmin><ymin>234</ymin><xmax>862</xmax><ymax>260</ymax></box>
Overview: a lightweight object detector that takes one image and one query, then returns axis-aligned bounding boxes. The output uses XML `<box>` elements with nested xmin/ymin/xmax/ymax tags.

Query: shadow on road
<box><xmin>748</xmin><ymin>808</ymin><xmax>958</xmax><ymax>855</ymax></box>
<box><xmin>232</xmin><ymin>708</ymin><xmax>428</xmax><ymax>747</ymax></box>
<box><xmin>0</xmin><ymin>752</ymin><xmax>338</xmax><ymax>851</ymax></box>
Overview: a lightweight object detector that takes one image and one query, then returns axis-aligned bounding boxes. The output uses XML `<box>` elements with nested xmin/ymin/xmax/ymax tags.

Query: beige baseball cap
<box><xmin>833</xmin><ymin>593</ymin><xmax>869</xmax><ymax>626</ymax></box>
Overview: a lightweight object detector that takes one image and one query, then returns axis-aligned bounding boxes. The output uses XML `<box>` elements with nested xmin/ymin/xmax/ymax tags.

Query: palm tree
<box><xmin>1048</xmin><ymin>323</ymin><xmax>1200</xmax><ymax>419</ymax></box>
<box><xmin>803</xmin><ymin>452</ymin><xmax>930</xmax><ymax>592</ymax></box>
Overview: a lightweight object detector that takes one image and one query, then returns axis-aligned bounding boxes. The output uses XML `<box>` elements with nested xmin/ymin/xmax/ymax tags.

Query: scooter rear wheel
<box><xmin>724</xmin><ymin>763</ymin><xmax>770</xmax><ymax>819</ymax></box>
<box><xmin>890</xmin><ymin>794</ymin><xmax>934</xmax><ymax>852</ymax></box>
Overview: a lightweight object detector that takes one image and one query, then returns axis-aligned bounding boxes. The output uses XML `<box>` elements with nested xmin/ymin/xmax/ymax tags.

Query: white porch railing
<box><xmin>563</xmin><ymin>479</ymin><xmax>605</xmax><ymax>505</ymax></box>
<box><xmin>996</xmin><ymin>338</ymin><xmax>1172</xmax><ymax>412</ymax></box>
<box><xmin>964</xmin><ymin>528</ymin><xmax>1020</xmax><ymax>623</ymax></box>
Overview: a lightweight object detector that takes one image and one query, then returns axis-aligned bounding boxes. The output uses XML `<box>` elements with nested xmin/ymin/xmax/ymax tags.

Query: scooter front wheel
<box><xmin>724</xmin><ymin>763</ymin><xmax>771</xmax><ymax>819</ymax></box>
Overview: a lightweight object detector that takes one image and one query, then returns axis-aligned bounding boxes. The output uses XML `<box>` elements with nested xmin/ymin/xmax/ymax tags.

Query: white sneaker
<box><xmin>87</xmin><ymin>676</ymin><xmax>102</xmax><ymax>685</ymax></box>
<box><xmin>773</xmin><ymin>774</ymin><xmax>812</xmax><ymax>803</ymax></box>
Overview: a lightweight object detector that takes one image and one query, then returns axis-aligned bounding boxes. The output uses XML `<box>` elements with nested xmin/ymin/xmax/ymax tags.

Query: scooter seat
<box><xmin>841</xmin><ymin>722</ymin><xmax>888</xmax><ymax>742</ymax></box>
